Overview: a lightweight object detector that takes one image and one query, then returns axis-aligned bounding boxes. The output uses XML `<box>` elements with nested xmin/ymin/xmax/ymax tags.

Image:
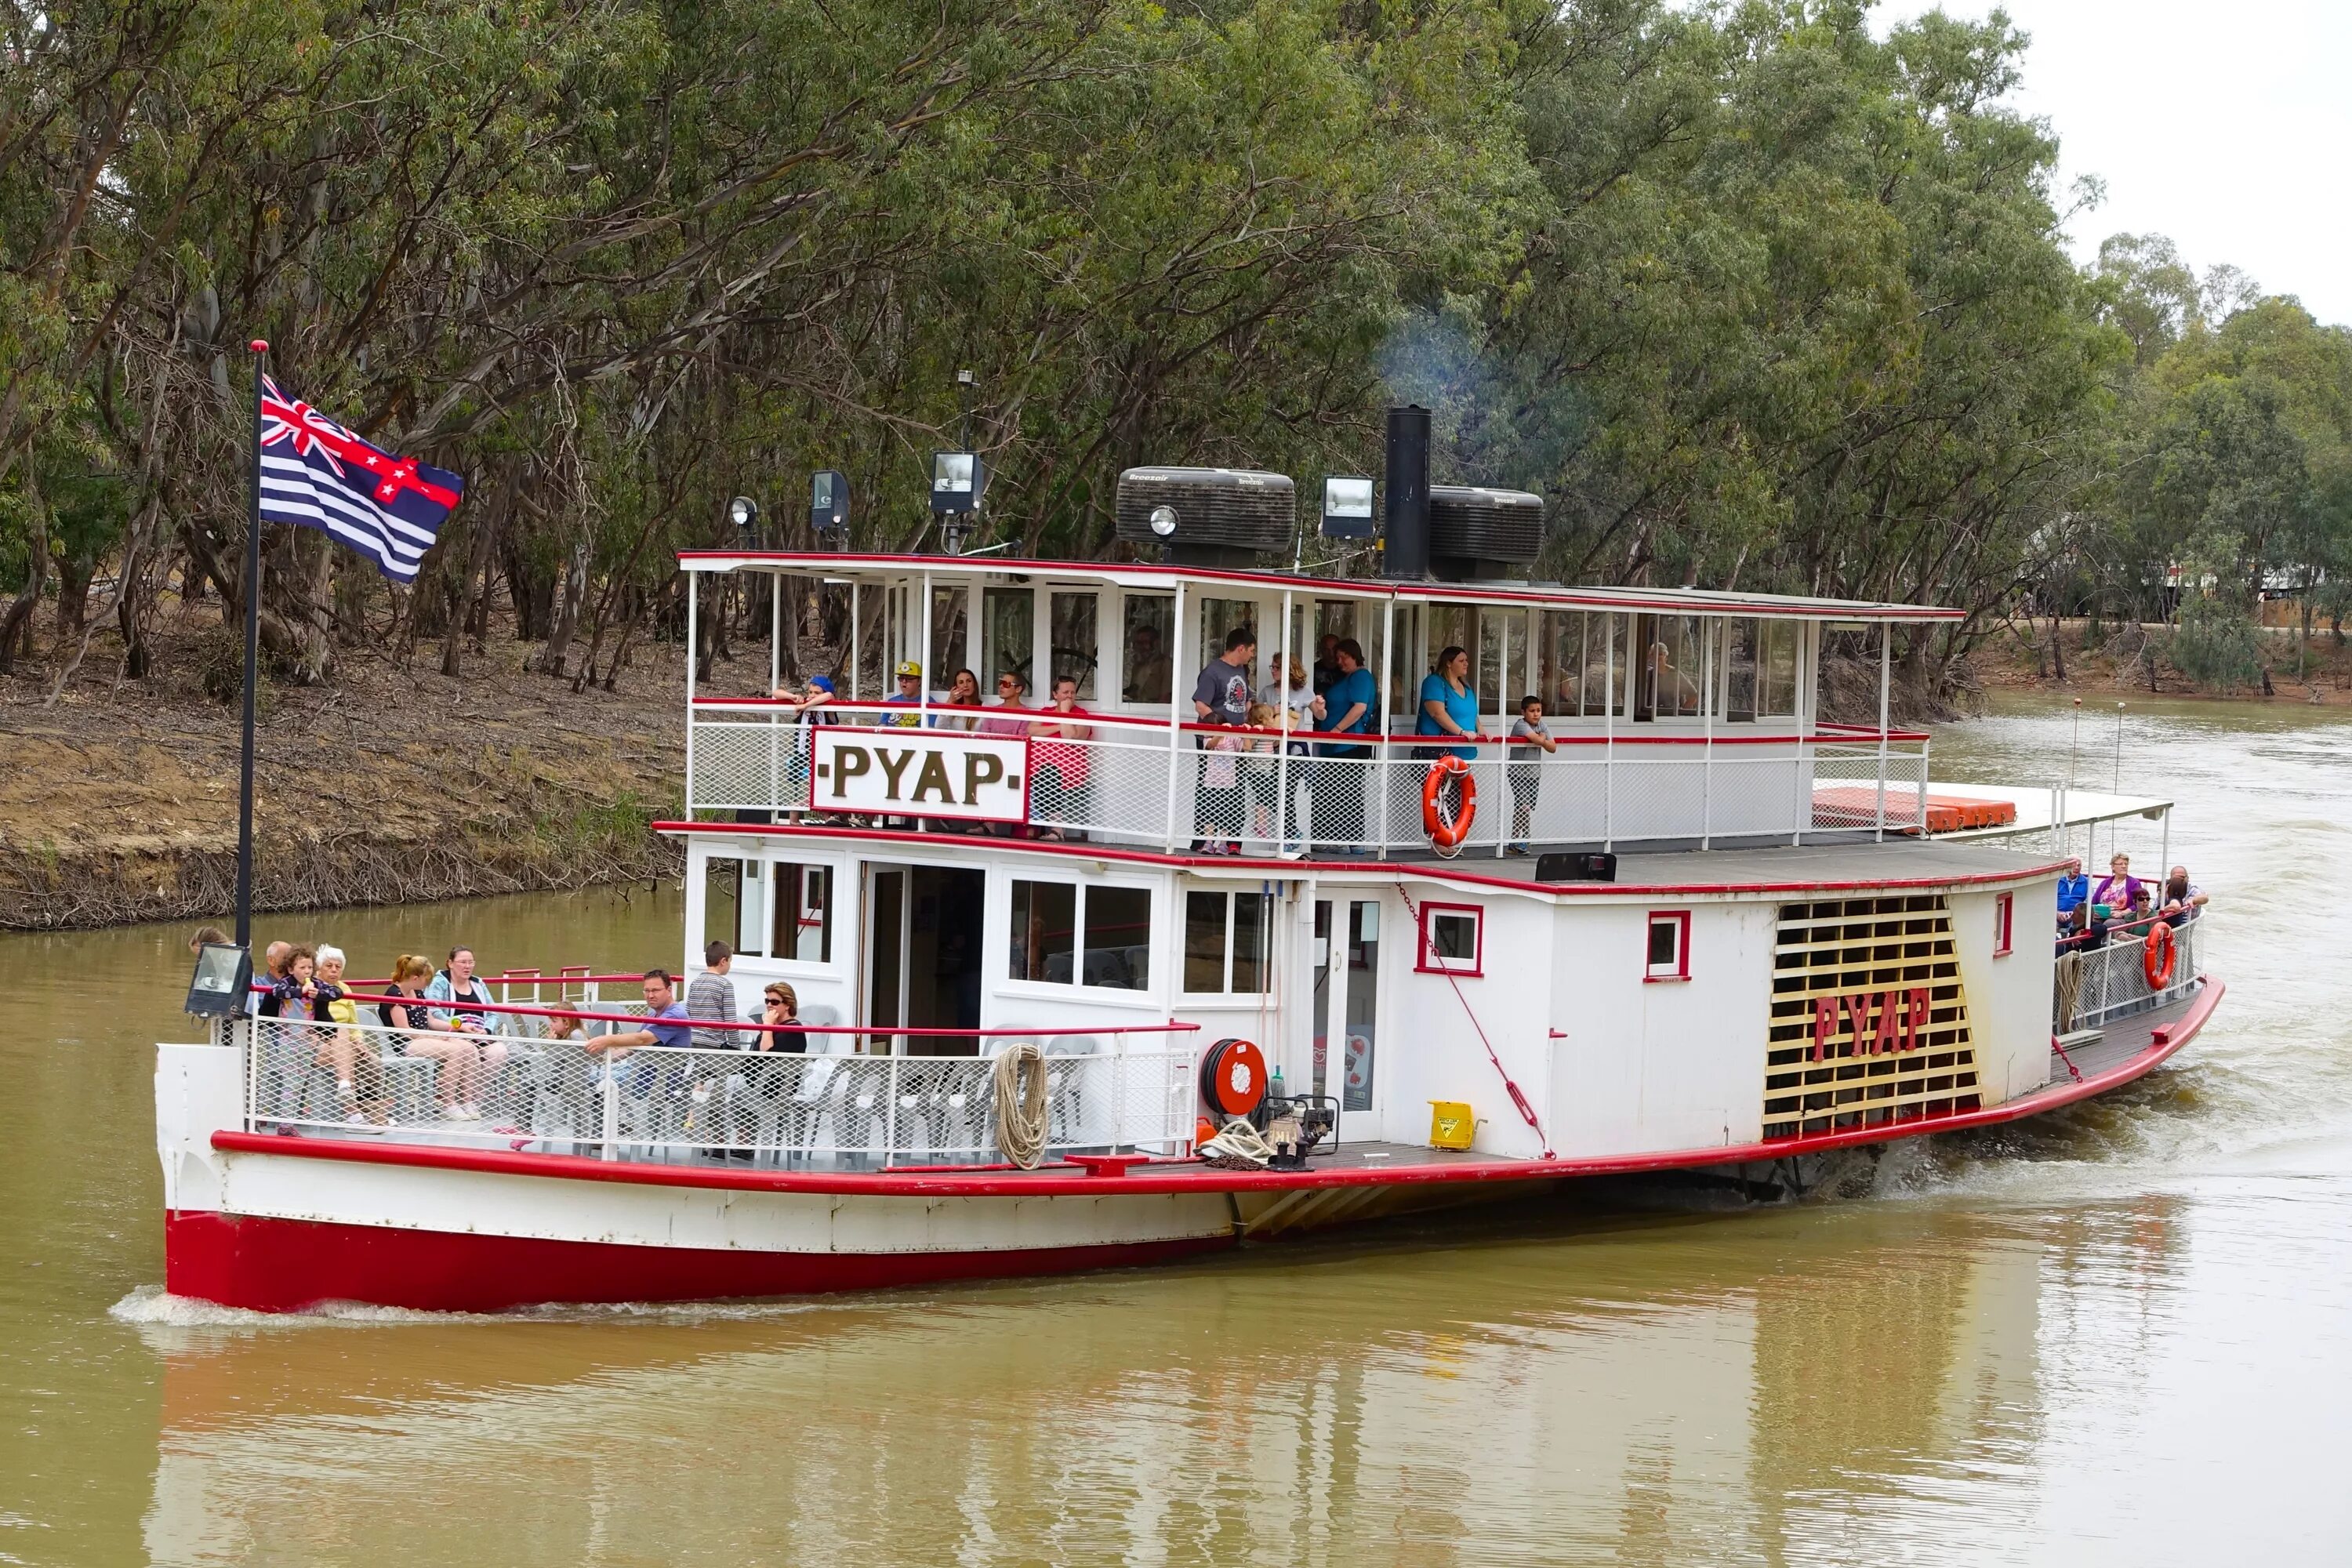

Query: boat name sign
<box><xmin>809</xmin><ymin>728</ymin><xmax>1030</xmax><ymax>822</ymax></box>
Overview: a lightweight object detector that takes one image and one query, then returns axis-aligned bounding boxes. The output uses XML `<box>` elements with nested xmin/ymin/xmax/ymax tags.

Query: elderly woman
<box><xmin>2090</xmin><ymin>853</ymin><xmax>2144</xmax><ymax>925</ymax></box>
<box><xmin>310</xmin><ymin>945</ymin><xmax>387</xmax><ymax>1126</ymax></box>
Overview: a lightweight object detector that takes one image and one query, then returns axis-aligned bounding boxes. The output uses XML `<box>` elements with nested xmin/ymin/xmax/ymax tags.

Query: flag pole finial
<box><xmin>249</xmin><ymin>339</ymin><xmax>268</xmax><ymax>354</ymax></box>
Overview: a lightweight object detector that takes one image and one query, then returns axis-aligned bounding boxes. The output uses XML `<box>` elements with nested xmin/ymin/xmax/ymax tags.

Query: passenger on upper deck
<box><xmin>254</xmin><ymin>940</ymin><xmax>292</xmax><ymax>1018</ymax></box>
<box><xmin>882</xmin><ymin>661</ymin><xmax>926</xmax><ymax>724</ymax></box>
<box><xmin>1032</xmin><ymin>674</ymin><xmax>1092</xmax><ymax>841</ymax></box>
<box><xmin>2161</xmin><ymin>866</ymin><xmax>2209</xmax><ymax>927</ymax></box>
<box><xmin>1192</xmin><ymin>626</ymin><xmax>1256</xmax><ymax>727</ymax></box>
<box><xmin>1506</xmin><ymin>695</ymin><xmax>1557</xmax><ymax>855</ymax></box>
<box><xmin>1312</xmin><ymin>633</ymin><xmax>1343</xmax><ymax>696</ymax></box>
<box><xmin>1258</xmin><ymin>654</ymin><xmax>1323</xmax><ymax>736</ymax></box>
<box><xmin>1312</xmin><ymin>640</ymin><xmax>1377</xmax><ymax>851</ymax></box>
<box><xmin>1192</xmin><ymin>628</ymin><xmax>1258</xmax><ymax>851</ymax></box>
<box><xmin>2059</xmin><ymin>900</ymin><xmax>2107</xmax><ymax>953</ymax></box>
<box><xmin>1417</xmin><ymin>645</ymin><xmax>1479</xmax><ymax>760</ymax></box>
<box><xmin>976</xmin><ymin>671</ymin><xmax>1033</xmax><ymax>737</ymax></box>
<box><xmin>586</xmin><ymin>970</ymin><xmax>691</xmax><ymax>1064</ymax></box>
<box><xmin>937</xmin><ymin>668</ymin><xmax>985</xmax><ymax>731</ymax></box>
<box><xmin>417</xmin><ymin>946</ymin><xmax>507</xmax><ymax>1122</ymax></box>
<box><xmin>2056</xmin><ymin>866</ymin><xmax>2091</xmax><ymax>918</ymax></box>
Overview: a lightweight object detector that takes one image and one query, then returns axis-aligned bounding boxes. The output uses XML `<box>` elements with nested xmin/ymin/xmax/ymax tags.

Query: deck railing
<box><xmin>236</xmin><ymin>1011</ymin><xmax>1196</xmax><ymax>1168</ymax></box>
<box><xmin>2054</xmin><ymin>913</ymin><xmax>2205</xmax><ymax>1033</ymax></box>
<box><xmin>685</xmin><ymin>703</ymin><xmax>1932</xmax><ymax>854</ymax></box>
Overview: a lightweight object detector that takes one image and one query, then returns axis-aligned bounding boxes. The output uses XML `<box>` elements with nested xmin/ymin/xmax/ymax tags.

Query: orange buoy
<box><xmin>2143</xmin><ymin>919</ymin><xmax>2177</xmax><ymax>989</ymax></box>
<box><xmin>1421</xmin><ymin>754</ymin><xmax>1475</xmax><ymax>855</ymax></box>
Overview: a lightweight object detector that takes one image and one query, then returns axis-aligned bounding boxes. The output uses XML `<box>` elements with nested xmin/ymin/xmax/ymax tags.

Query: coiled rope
<box><xmin>991</xmin><ymin>1041</ymin><xmax>1050</xmax><ymax>1169</ymax></box>
<box><xmin>2053</xmin><ymin>949</ymin><xmax>2083</xmax><ymax>1034</ymax></box>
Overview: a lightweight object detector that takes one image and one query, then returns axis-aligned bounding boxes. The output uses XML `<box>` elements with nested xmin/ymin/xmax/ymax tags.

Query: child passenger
<box><xmin>1506</xmin><ymin>695</ymin><xmax>1558</xmax><ymax>855</ymax></box>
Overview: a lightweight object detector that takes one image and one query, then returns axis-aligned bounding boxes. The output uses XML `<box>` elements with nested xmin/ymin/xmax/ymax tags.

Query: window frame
<box><xmin>1180</xmin><ymin>886</ymin><xmax>1276</xmax><ymax>998</ymax></box>
<box><xmin>1415</xmin><ymin>900</ymin><xmax>1485</xmax><ymax>978</ymax></box>
<box><xmin>766</xmin><ymin>858</ymin><xmax>837</xmax><ymax>967</ymax></box>
<box><xmin>1993</xmin><ymin>891</ymin><xmax>2014</xmax><ymax>957</ymax></box>
<box><xmin>1643</xmin><ymin>909</ymin><xmax>1691</xmax><ymax>983</ymax></box>
<box><xmin>1004</xmin><ymin>874</ymin><xmax>1156</xmax><ymax>995</ymax></box>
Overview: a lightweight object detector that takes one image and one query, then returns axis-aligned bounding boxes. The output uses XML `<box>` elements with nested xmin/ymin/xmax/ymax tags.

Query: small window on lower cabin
<box><xmin>1645</xmin><ymin>911</ymin><xmax>1690</xmax><ymax>982</ymax></box>
<box><xmin>1993</xmin><ymin>892</ymin><xmax>2014</xmax><ymax>956</ymax></box>
<box><xmin>1417</xmin><ymin>902</ymin><xmax>1483</xmax><ymax>977</ymax></box>
<box><xmin>768</xmin><ymin>862</ymin><xmax>833</xmax><ymax>964</ymax></box>
<box><xmin>1011</xmin><ymin>879</ymin><xmax>1150</xmax><ymax>992</ymax></box>
<box><xmin>1185</xmin><ymin>889</ymin><xmax>1272</xmax><ymax>994</ymax></box>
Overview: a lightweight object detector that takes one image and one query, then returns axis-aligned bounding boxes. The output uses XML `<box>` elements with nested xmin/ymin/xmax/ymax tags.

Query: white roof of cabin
<box><xmin>677</xmin><ymin>550</ymin><xmax>1965</xmax><ymax>623</ymax></box>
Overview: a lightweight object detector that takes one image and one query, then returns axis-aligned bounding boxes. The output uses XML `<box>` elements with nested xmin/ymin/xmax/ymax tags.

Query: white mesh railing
<box><xmin>239</xmin><ymin>1014</ymin><xmax>1195</xmax><ymax>1168</ymax></box>
<box><xmin>2056</xmin><ymin>913</ymin><xmax>2205</xmax><ymax>1033</ymax></box>
<box><xmin>687</xmin><ymin>712</ymin><xmax>1930</xmax><ymax>853</ymax></box>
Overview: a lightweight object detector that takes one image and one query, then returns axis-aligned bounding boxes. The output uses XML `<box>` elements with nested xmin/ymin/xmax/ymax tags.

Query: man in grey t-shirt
<box><xmin>687</xmin><ymin>941</ymin><xmax>740</xmax><ymax>1050</ymax></box>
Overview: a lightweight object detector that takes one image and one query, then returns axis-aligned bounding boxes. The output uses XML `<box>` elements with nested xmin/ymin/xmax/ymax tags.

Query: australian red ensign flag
<box><xmin>256</xmin><ymin>377</ymin><xmax>463</xmax><ymax>583</ymax></box>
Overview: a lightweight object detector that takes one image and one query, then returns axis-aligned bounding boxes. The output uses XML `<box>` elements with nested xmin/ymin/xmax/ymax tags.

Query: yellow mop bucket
<box><xmin>1428</xmin><ymin>1100</ymin><xmax>1475</xmax><ymax>1150</ymax></box>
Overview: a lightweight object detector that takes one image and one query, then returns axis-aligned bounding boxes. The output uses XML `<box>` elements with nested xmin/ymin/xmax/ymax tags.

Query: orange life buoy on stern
<box><xmin>1421</xmin><ymin>754</ymin><xmax>1476</xmax><ymax>856</ymax></box>
<box><xmin>2142</xmin><ymin>919</ymin><xmax>2176</xmax><ymax>989</ymax></box>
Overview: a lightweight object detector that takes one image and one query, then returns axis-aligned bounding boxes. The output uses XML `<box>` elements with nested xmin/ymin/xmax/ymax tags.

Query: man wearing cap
<box><xmin>882</xmin><ymin>661</ymin><xmax>927</xmax><ymax>727</ymax></box>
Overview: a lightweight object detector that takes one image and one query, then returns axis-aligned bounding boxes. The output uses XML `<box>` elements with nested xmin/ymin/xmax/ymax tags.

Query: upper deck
<box><xmin>676</xmin><ymin>550</ymin><xmax>1957</xmax><ymax>856</ymax></box>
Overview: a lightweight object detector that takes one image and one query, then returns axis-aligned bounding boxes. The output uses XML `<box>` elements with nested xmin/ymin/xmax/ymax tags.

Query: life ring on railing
<box><xmin>1421</xmin><ymin>754</ymin><xmax>1476</xmax><ymax>856</ymax></box>
<box><xmin>2142</xmin><ymin>919</ymin><xmax>2177</xmax><ymax>989</ymax></box>
<box><xmin>1198</xmin><ymin>1036</ymin><xmax>1269</xmax><ymax>1120</ymax></box>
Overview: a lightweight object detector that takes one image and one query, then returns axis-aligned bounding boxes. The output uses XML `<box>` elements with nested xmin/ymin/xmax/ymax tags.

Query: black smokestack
<box><xmin>1381</xmin><ymin>405</ymin><xmax>1430</xmax><ymax>579</ymax></box>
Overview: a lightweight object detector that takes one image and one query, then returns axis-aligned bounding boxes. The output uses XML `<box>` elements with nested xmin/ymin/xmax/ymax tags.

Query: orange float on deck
<box><xmin>1810</xmin><ymin>788</ymin><xmax>2019</xmax><ymax>833</ymax></box>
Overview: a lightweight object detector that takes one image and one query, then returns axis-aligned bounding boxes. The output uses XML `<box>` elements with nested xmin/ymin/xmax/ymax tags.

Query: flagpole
<box><xmin>236</xmin><ymin>339</ymin><xmax>267</xmax><ymax>950</ymax></box>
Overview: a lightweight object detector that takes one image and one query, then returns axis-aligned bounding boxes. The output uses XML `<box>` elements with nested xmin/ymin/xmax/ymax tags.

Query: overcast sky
<box><xmin>1872</xmin><ymin>0</ymin><xmax>2351</xmax><ymax>325</ymax></box>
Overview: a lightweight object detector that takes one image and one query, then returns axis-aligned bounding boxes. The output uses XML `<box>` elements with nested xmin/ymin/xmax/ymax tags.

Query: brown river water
<box><xmin>1</xmin><ymin>696</ymin><xmax>2345</xmax><ymax>1566</ymax></box>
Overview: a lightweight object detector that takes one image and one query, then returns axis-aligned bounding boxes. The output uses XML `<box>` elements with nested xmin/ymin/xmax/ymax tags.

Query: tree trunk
<box><xmin>2048</xmin><ymin>611</ymin><xmax>2066</xmax><ymax>681</ymax></box>
<box><xmin>0</xmin><ymin>474</ymin><xmax>51</xmax><ymax>673</ymax></box>
<box><xmin>539</xmin><ymin>533</ymin><xmax>590</xmax><ymax>676</ymax></box>
<box><xmin>442</xmin><ymin>471</ymin><xmax>510</xmax><ymax>678</ymax></box>
<box><xmin>53</xmin><ymin>551</ymin><xmax>93</xmax><ymax>640</ymax></box>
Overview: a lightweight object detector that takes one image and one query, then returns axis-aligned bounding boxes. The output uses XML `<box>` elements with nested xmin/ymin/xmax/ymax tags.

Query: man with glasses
<box><xmin>882</xmin><ymin>661</ymin><xmax>927</xmax><ymax>726</ymax></box>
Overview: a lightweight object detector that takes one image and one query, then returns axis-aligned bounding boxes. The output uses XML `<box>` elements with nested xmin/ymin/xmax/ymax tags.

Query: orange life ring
<box><xmin>1199</xmin><ymin>1037</ymin><xmax>1269</xmax><ymax>1120</ymax></box>
<box><xmin>1421</xmin><ymin>754</ymin><xmax>1476</xmax><ymax>855</ymax></box>
<box><xmin>2143</xmin><ymin>919</ymin><xmax>2176</xmax><ymax>989</ymax></box>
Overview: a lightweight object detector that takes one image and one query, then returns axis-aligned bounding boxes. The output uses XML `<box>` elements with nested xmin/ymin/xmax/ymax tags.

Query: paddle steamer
<box><xmin>154</xmin><ymin>414</ymin><xmax>2220</xmax><ymax>1312</ymax></box>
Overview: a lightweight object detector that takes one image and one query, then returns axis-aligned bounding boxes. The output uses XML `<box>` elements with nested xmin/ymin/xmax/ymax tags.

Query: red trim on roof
<box><xmin>652</xmin><ymin>818</ymin><xmax>2071</xmax><ymax>897</ymax></box>
<box><xmin>673</xmin><ymin>550</ymin><xmax>1966</xmax><ymax>621</ymax></box>
<box><xmin>209</xmin><ymin>979</ymin><xmax>2218</xmax><ymax>1199</ymax></box>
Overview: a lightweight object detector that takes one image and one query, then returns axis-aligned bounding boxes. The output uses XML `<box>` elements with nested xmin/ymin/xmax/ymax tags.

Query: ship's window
<box><xmin>1050</xmin><ymin>592</ymin><xmax>1098</xmax><ymax>700</ymax></box>
<box><xmin>768</xmin><ymin>862</ymin><xmax>833</xmax><ymax>964</ymax></box>
<box><xmin>1646</xmin><ymin>910</ymin><xmax>1690</xmax><ymax>982</ymax></box>
<box><xmin>1184</xmin><ymin>889</ymin><xmax>1272</xmax><ymax>994</ymax></box>
<box><xmin>1121</xmin><ymin>594</ymin><xmax>1173</xmax><ymax>705</ymax></box>
<box><xmin>1010</xmin><ymin>879</ymin><xmax>1151</xmax><ymax>992</ymax></box>
<box><xmin>982</xmin><ymin>587</ymin><xmax>1034</xmax><ymax>692</ymax></box>
<box><xmin>704</xmin><ymin>856</ymin><xmax>744</xmax><ymax>956</ymax></box>
<box><xmin>1993</xmin><ymin>892</ymin><xmax>2014</xmax><ymax>957</ymax></box>
<box><xmin>1759</xmin><ymin>620</ymin><xmax>1800</xmax><ymax>717</ymax></box>
<box><xmin>1723</xmin><ymin>619</ymin><xmax>1759</xmax><ymax>722</ymax></box>
<box><xmin>1197</xmin><ymin>597</ymin><xmax>1258</xmax><ymax>687</ymax></box>
<box><xmin>929</xmin><ymin>585</ymin><xmax>968</xmax><ymax>685</ymax></box>
<box><xmin>1417</xmin><ymin>902</ymin><xmax>1483</xmax><ymax>977</ymax></box>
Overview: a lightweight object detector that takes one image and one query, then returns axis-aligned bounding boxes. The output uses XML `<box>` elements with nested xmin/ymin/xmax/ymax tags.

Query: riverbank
<box><xmin>0</xmin><ymin>620</ymin><xmax>691</xmax><ymax>931</ymax></box>
<box><xmin>1966</xmin><ymin>615</ymin><xmax>2351</xmax><ymax>706</ymax></box>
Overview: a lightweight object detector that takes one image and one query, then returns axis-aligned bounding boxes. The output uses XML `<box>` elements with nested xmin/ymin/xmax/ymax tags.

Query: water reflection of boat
<box><xmin>152</xmin><ymin>424</ymin><xmax>2223</xmax><ymax>1313</ymax></box>
<box><xmin>139</xmin><ymin>1200</ymin><xmax>2190</xmax><ymax>1564</ymax></box>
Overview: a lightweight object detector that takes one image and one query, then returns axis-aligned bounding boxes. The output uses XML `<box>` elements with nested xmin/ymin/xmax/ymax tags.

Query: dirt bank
<box><xmin>0</xmin><ymin>615</ymin><xmax>698</xmax><ymax>931</ymax></box>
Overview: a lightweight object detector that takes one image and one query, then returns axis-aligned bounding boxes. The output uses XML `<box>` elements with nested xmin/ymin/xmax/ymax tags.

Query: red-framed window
<box><xmin>1644</xmin><ymin>910</ymin><xmax>1690</xmax><ymax>982</ymax></box>
<box><xmin>1417</xmin><ymin>901</ymin><xmax>1483</xmax><ymax>977</ymax></box>
<box><xmin>1993</xmin><ymin>891</ymin><xmax>2014</xmax><ymax>957</ymax></box>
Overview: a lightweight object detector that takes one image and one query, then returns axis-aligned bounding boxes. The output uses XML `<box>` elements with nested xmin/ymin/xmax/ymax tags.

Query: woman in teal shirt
<box><xmin>1417</xmin><ymin>645</ymin><xmax>1480</xmax><ymax>760</ymax></box>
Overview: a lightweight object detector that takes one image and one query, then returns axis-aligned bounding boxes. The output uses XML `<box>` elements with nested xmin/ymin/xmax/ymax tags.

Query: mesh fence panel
<box><xmin>242</xmin><ymin>1017</ymin><xmax>1189</xmax><ymax>1167</ymax></box>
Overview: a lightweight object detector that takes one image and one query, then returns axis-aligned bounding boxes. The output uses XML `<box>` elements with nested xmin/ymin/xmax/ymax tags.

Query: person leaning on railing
<box><xmin>1030</xmin><ymin>674</ymin><xmax>1093</xmax><ymax>841</ymax></box>
<box><xmin>2161</xmin><ymin>866</ymin><xmax>2209</xmax><ymax>927</ymax></box>
<box><xmin>1312</xmin><ymin>638</ymin><xmax>1377</xmax><ymax>853</ymax></box>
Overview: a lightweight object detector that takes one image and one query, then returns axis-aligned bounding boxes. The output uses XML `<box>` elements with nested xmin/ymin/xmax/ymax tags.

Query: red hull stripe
<box><xmin>162</xmin><ymin>1208</ymin><xmax>1236</xmax><ymax>1315</ymax></box>
<box><xmin>209</xmin><ymin>978</ymin><xmax>2219</xmax><ymax>1199</ymax></box>
<box><xmin>648</xmin><ymin>819</ymin><xmax>2074</xmax><ymax>898</ymax></box>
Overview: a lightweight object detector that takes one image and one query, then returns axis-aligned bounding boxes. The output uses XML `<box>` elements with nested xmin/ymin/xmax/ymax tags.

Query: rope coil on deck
<box><xmin>991</xmin><ymin>1042</ymin><xmax>1050</xmax><ymax>1169</ymax></box>
<box><xmin>2053</xmin><ymin>949</ymin><xmax>2083</xmax><ymax>1034</ymax></box>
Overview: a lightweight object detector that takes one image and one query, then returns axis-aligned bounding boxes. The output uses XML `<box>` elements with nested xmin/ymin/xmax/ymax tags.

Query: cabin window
<box><xmin>1121</xmin><ymin>594</ymin><xmax>1173</xmax><ymax>705</ymax></box>
<box><xmin>1541</xmin><ymin>611</ymin><xmax>1627</xmax><ymax>719</ymax></box>
<box><xmin>1723</xmin><ymin>619</ymin><xmax>1759</xmax><ymax>722</ymax></box>
<box><xmin>1010</xmin><ymin>878</ymin><xmax>1151</xmax><ymax>992</ymax></box>
<box><xmin>1637</xmin><ymin>615</ymin><xmax>1704</xmax><ymax>720</ymax></box>
<box><xmin>1050</xmin><ymin>591</ymin><xmax>1098</xmax><ymax>700</ymax></box>
<box><xmin>929</xmin><ymin>585</ymin><xmax>969</xmax><ymax>688</ymax></box>
<box><xmin>1645</xmin><ymin>910</ymin><xmax>1690</xmax><ymax>982</ymax></box>
<box><xmin>1417</xmin><ymin>902</ymin><xmax>1483</xmax><ymax>977</ymax></box>
<box><xmin>982</xmin><ymin>587</ymin><xmax>1034</xmax><ymax>692</ymax></box>
<box><xmin>1184</xmin><ymin>889</ymin><xmax>1273</xmax><ymax>994</ymax></box>
<box><xmin>1197</xmin><ymin>597</ymin><xmax>1258</xmax><ymax>684</ymax></box>
<box><xmin>1759</xmin><ymin>620</ymin><xmax>1800</xmax><ymax>717</ymax></box>
<box><xmin>1993</xmin><ymin>893</ymin><xmax>2014</xmax><ymax>956</ymax></box>
<box><xmin>704</xmin><ymin>855</ymin><xmax>770</xmax><ymax>957</ymax></box>
<box><xmin>768</xmin><ymin>862</ymin><xmax>833</xmax><ymax>964</ymax></box>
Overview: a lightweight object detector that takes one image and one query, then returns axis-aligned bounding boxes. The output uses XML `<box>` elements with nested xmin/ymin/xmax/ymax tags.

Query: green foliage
<box><xmin>2165</xmin><ymin>594</ymin><xmax>2264</xmax><ymax>691</ymax></box>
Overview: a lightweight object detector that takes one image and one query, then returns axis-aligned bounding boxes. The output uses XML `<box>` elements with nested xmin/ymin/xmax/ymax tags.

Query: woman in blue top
<box><xmin>1417</xmin><ymin>646</ymin><xmax>1479</xmax><ymax>760</ymax></box>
